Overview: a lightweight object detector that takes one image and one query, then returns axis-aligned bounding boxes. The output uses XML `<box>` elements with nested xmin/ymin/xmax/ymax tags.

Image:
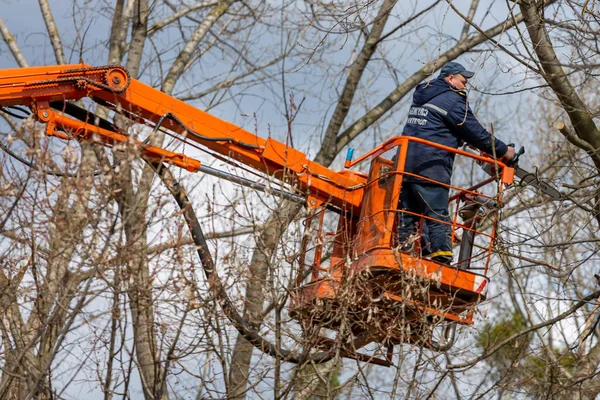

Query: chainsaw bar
<box><xmin>514</xmin><ymin>167</ymin><xmax>563</xmax><ymax>200</ymax></box>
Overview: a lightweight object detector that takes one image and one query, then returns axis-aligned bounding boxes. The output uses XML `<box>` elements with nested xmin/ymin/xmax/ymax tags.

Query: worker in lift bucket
<box><xmin>398</xmin><ymin>61</ymin><xmax>515</xmax><ymax>265</ymax></box>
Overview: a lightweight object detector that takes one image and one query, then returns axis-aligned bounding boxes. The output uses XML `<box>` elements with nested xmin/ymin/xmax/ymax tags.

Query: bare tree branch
<box><xmin>38</xmin><ymin>0</ymin><xmax>66</xmax><ymax>64</ymax></box>
<box><xmin>162</xmin><ymin>0</ymin><xmax>236</xmax><ymax>95</ymax></box>
<box><xmin>519</xmin><ymin>0</ymin><xmax>600</xmax><ymax>171</ymax></box>
<box><xmin>148</xmin><ymin>1</ymin><xmax>220</xmax><ymax>36</ymax></box>
<box><xmin>314</xmin><ymin>0</ymin><xmax>398</xmax><ymax>165</ymax></box>
<box><xmin>450</xmin><ymin>289</ymin><xmax>600</xmax><ymax>370</ymax></box>
<box><xmin>460</xmin><ymin>0</ymin><xmax>480</xmax><ymax>41</ymax></box>
<box><xmin>107</xmin><ymin>0</ymin><xmax>135</xmax><ymax>65</ymax></box>
<box><xmin>0</xmin><ymin>17</ymin><xmax>29</xmax><ymax>67</ymax></box>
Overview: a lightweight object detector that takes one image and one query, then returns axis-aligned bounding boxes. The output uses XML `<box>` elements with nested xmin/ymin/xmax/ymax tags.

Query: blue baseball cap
<box><xmin>439</xmin><ymin>62</ymin><xmax>474</xmax><ymax>79</ymax></box>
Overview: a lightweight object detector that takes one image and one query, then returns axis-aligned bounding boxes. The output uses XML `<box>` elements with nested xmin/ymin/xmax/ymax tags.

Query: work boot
<box><xmin>429</xmin><ymin>250</ymin><xmax>453</xmax><ymax>265</ymax></box>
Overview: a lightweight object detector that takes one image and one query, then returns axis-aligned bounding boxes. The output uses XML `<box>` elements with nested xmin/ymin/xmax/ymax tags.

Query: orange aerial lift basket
<box><xmin>0</xmin><ymin>64</ymin><xmax>515</xmax><ymax>366</ymax></box>
<box><xmin>289</xmin><ymin>137</ymin><xmax>514</xmax><ymax>365</ymax></box>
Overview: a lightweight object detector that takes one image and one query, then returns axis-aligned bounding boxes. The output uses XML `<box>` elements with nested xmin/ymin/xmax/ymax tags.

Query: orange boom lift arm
<box><xmin>0</xmin><ymin>64</ymin><xmax>363</xmax><ymax>213</ymax></box>
<box><xmin>0</xmin><ymin>64</ymin><xmax>516</xmax><ymax>365</ymax></box>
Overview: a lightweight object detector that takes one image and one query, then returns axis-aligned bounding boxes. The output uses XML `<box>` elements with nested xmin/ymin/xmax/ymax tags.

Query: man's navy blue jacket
<box><xmin>402</xmin><ymin>77</ymin><xmax>508</xmax><ymax>185</ymax></box>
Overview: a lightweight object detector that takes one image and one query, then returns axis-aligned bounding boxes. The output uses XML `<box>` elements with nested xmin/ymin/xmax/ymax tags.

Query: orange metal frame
<box><xmin>291</xmin><ymin>136</ymin><xmax>513</xmax><ymax>349</ymax></box>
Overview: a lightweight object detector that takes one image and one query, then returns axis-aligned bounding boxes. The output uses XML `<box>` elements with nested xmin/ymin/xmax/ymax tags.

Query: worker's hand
<box><xmin>503</xmin><ymin>146</ymin><xmax>516</xmax><ymax>161</ymax></box>
<box><xmin>502</xmin><ymin>144</ymin><xmax>525</xmax><ymax>167</ymax></box>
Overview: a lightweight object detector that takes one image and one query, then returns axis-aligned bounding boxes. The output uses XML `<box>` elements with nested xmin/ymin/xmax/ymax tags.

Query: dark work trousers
<box><xmin>397</xmin><ymin>182</ymin><xmax>451</xmax><ymax>254</ymax></box>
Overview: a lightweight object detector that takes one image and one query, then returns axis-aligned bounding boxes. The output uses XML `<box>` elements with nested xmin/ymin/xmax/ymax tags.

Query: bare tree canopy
<box><xmin>0</xmin><ymin>0</ymin><xmax>599</xmax><ymax>399</ymax></box>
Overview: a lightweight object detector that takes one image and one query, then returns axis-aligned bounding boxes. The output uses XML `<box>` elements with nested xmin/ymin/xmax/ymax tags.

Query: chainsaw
<box><xmin>473</xmin><ymin>144</ymin><xmax>564</xmax><ymax>200</ymax></box>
